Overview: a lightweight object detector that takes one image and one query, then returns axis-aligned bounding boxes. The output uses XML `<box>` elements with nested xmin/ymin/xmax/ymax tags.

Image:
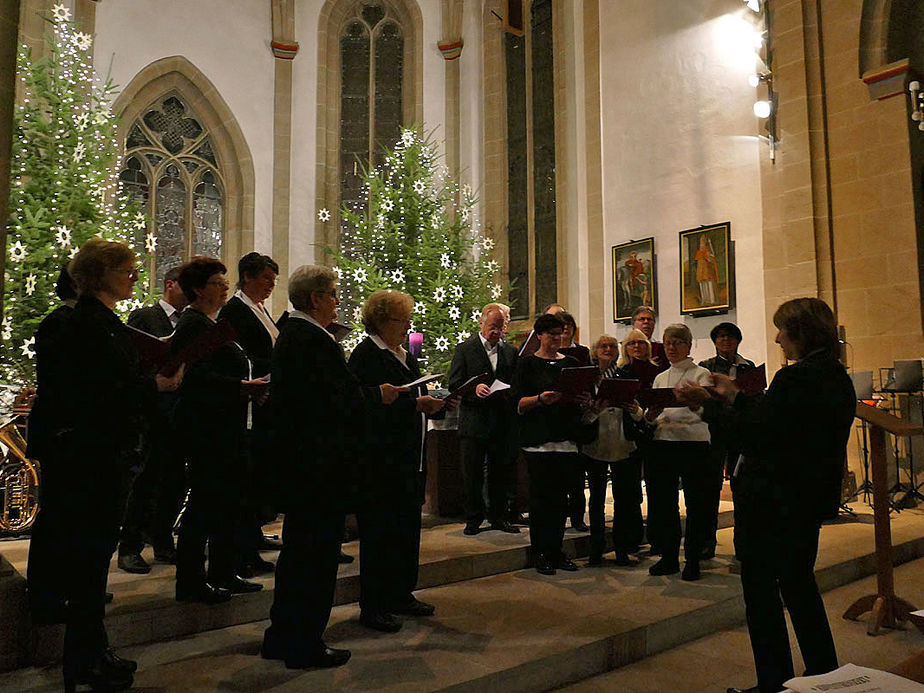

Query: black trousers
<box><xmin>459</xmin><ymin>435</ymin><xmax>517</xmax><ymax>526</ymax></box>
<box><xmin>264</xmin><ymin>508</ymin><xmax>343</xmax><ymax>655</ymax></box>
<box><xmin>739</xmin><ymin>519</ymin><xmax>837</xmax><ymax>692</ymax></box>
<box><xmin>357</xmin><ymin>498</ymin><xmax>422</xmax><ymax>615</ymax></box>
<box><xmin>566</xmin><ymin>466</ymin><xmax>587</xmax><ymax>525</ymax></box>
<box><xmin>118</xmin><ymin>416</ymin><xmax>186</xmax><ymax>555</ymax></box>
<box><xmin>644</xmin><ymin>441</ymin><xmax>711</xmax><ymax>564</ymax></box>
<box><xmin>29</xmin><ymin>449</ymin><xmax>123</xmax><ymax>665</ymax></box>
<box><xmin>524</xmin><ymin>451</ymin><xmax>576</xmax><ymax>558</ymax></box>
<box><xmin>701</xmin><ymin>445</ymin><xmax>728</xmax><ymax>552</ymax></box>
<box><xmin>175</xmin><ymin>447</ymin><xmax>242</xmax><ymax>589</ymax></box>
<box><xmin>584</xmin><ymin>453</ymin><xmax>643</xmax><ymax>558</ymax></box>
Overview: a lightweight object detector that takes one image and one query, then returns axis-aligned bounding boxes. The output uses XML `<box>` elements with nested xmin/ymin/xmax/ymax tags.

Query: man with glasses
<box><xmin>631</xmin><ymin>306</ymin><xmax>668</xmax><ymax>372</ymax></box>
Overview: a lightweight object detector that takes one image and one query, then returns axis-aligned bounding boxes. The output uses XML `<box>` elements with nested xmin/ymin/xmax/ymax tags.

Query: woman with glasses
<box><xmin>348</xmin><ymin>289</ymin><xmax>454</xmax><ymax>633</ymax></box>
<box><xmin>580</xmin><ymin>334</ymin><xmax>647</xmax><ymax>566</ymax></box>
<box><xmin>171</xmin><ymin>257</ymin><xmax>269</xmax><ymax>605</ymax></box>
<box><xmin>44</xmin><ymin>239</ymin><xmax>183</xmax><ymax>691</ymax></box>
<box><xmin>512</xmin><ymin>313</ymin><xmax>593</xmax><ymax>576</ymax></box>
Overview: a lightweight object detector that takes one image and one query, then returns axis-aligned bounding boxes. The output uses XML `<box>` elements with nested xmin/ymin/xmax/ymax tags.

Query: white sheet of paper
<box><xmin>911</xmin><ymin>608</ymin><xmax>924</xmax><ymax>617</ymax></box>
<box><xmin>488</xmin><ymin>379</ymin><xmax>511</xmax><ymax>393</ymax></box>
<box><xmin>405</xmin><ymin>373</ymin><xmax>444</xmax><ymax>389</ymax></box>
<box><xmin>784</xmin><ymin>663</ymin><xmax>924</xmax><ymax>693</ymax></box>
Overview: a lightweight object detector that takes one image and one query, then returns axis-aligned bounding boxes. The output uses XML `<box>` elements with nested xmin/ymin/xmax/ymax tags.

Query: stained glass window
<box><xmin>339</xmin><ymin>2</ymin><xmax>404</xmax><ymax>215</ymax></box>
<box><xmin>505</xmin><ymin>0</ymin><xmax>557</xmax><ymax>320</ymax></box>
<box><xmin>119</xmin><ymin>95</ymin><xmax>225</xmax><ymax>287</ymax></box>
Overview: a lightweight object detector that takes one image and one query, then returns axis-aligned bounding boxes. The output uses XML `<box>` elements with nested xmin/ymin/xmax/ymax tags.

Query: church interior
<box><xmin>0</xmin><ymin>0</ymin><xmax>923</xmax><ymax>691</ymax></box>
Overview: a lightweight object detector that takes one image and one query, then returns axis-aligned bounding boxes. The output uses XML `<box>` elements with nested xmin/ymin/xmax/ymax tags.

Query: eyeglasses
<box><xmin>111</xmin><ymin>267</ymin><xmax>139</xmax><ymax>281</ymax></box>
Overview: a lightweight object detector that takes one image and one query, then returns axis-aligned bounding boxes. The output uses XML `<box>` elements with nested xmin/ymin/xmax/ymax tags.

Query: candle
<box><xmin>408</xmin><ymin>331</ymin><xmax>423</xmax><ymax>357</ymax></box>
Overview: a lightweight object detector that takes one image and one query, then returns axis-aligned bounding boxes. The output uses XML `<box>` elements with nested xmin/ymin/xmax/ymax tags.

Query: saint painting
<box><xmin>679</xmin><ymin>222</ymin><xmax>733</xmax><ymax>315</ymax></box>
<box><xmin>612</xmin><ymin>238</ymin><xmax>656</xmax><ymax>322</ymax></box>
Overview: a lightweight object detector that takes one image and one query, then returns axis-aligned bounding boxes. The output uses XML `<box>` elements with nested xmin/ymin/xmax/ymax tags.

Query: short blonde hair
<box><xmin>590</xmin><ymin>334</ymin><xmax>619</xmax><ymax>362</ymax></box>
<box><xmin>362</xmin><ymin>289</ymin><xmax>415</xmax><ymax>335</ymax></box>
<box><xmin>68</xmin><ymin>237</ymin><xmax>135</xmax><ymax>296</ymax></box>
<box><xmin>662</xmin><ymin>323</ymin><xmax>693</xmax><ymax>347</ymax></box>
<box><xmin>617</xmin><ymin>328</ymin><xmax>652</xmax><ymax>367</ymax></box>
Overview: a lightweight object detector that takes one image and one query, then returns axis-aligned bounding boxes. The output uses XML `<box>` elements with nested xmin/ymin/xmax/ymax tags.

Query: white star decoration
<box><xmin>381</xmin><ymin>198</ymin><xmax>394</xmax><ymax>212</ymax></box>
<box><xmin>53</xmin><ymin>225</ymin><xmax>71</xmax><ymax>248</ymax></box>
<box><xmin>73</xmin><ymin>141</ymin><xmax>85</xmax><ymax>162</ymax></box>
<box><xmin>389</xmin><ymin>268</ymin><xmax>405</xmax><ymax>284</ymax></box>
<box><xmin>491</xmin><ymin>284</ymin><xmax>503</xmax><ymax>299</ymax></box>
<box><xmin>471</xmin><ymin>310</ymin><xmax>481</xmax><ymax>321</ymax></box>
<box><xmin>74</xmin><ymin>112</ymin><xmax>89</xmax><ymax>131</ymax></box>
<box><xmin>451</xmin><ymin>285</ymin><xmax>463</xmax><ymax>299</ymax></box>
<box><xmin>401</xmin><ymin>129</ymin><xmax>416</xmax><ymax>146</ymax></box>
<box><xmin>353</xmin><ymin>306</ymin><xmax>363</xmax><ymax>321</ymax></box>
<box><xmin>352</xmin><ymin>267</ymin><xmax>368</xmax><ymax>283</ymax></box>
<box><xmin>462</xmin><ymin>184</ymin><xmax>472</xmax><ymax>198</ymax></box>
<box><xmin>414</xmin><ymin>301</ymin><xmax>426</xmax><ymax>314</ymax></box>
<box><xmin>317</xmin><ymin>208</ymin><xmax>331</xmax><ymax>222</ymax></box>
<box><xmin>145</xmin><ymin>233</ymin><xmax>157</xmax><ymax>253</ymax></box>
<box><xmin>132</xmin><ymin>212</ymin><xmax>146</xmax><ymax>230</ymax></box>
<box><xmin>460</xmin><ymin>207</ymin><xmax>470</xmax><ymax>223</ymax></box>
<box><xmin>433</xmin><ymin>286</ymin><xmax>446</xmax><ymax>303</ymax></box>
<box><xmin>434</xmin><ymin>335</ymin><xmax>450</xmax><ymax>352</ymax></box>
<box><xmin>431</xmin><ymin>215</ymin><xmax>441</xmax><ymax>230</ymax></box>
<box><xmin>25</xmin><ymin>274</ymin><xmax>37</xmax><ymax>296</ymax></box>
<box><xmin>412</xmin><ymin>180</ymin><xmax>426</xmax><ymax>195</ymax></box>
<box><xmin>93</xmin><ymin>110</ymin><xmax>108</xmax><ymax>125</ymax></box>
<box><xmin>68</xmin><ymin>247</ymin><xmax>78</xmax><ymax>259</ymax></box>
<box><xmin>21</xmin><ymin>337</ymin><xmax>36</xmax><ymax>359</ymax></box>
<box><xmin>440</xmin><ymin>253</ymin><xmax>452</xmax><ymax>269</ymax></box>
<box><xmin>9</xmin><ymin>241</ymin><xmax>26</xmax><ymax>262</ymax></box>
<box><xmin>482</xmin><ymin>237</ymin><xmax>495</xmax><ymax>251</ymax></box>
<box><xmin>333</xmin><ymin>266</ymin><xmax>343</xmax><ymax>279</ymax></box>
<box><xmin>51</xmin><ymin>3</ymin><xmax>70</xmax><ymax>21</ymax></box>
<box><xmin>448</xmin><ymin>305</ymin><xmax>461</xmax><ymax>320</ymax></box>
<box><xmin>486</xmin><ymin>260</ymin><xmax>499</xmax><ymax>274</ymax></box>
<box><xmin>73</xmin><ymin>32</ymin><xmax>92</xmax><ymax>51</ymax></box>
<box><xmin>458</xmin><ymin>330</ymin><xmax>471</xmax><ymax>342</ymax></box>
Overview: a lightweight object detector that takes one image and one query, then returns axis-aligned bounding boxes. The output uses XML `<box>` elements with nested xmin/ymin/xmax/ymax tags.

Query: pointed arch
<box><xmin>112</xmin><ymin>56</ymin><xmax>255</xmax><ymax>267</ymax></box>
<box><xmin>314</xmin><ymin>0</ymin><xmax>423</xmax><ymax>256</ymax></box>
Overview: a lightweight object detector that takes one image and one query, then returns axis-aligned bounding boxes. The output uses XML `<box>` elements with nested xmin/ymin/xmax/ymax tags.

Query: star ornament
<box><xmin>414</xmin><ymin>301</ymin><xmax>426</xmax><ymax>314</ymax></box>
<box><xmin>53</xmin><ymin>224</ymin><xmax>71</xmax><ymax>248</ymax></box>
<box><xmin>471</xmin><ymin>310</ymin><xmax>481</xmax><ymax>322</ymax></box>
<box><xmin>21</xmin><ymin>337</ymin><xmax>36</xmax><ymax>359</ymax></box>
<box><xmin>132</xmin><ymin>212</ymin><xmax>146</xmax><ymax>230</ymax></box>
<box><xmin>440</xmin><ymin>253</ymin><xmax>452</xmax><ymax>269</ymax></box>
<box><xmin>451</xmin><ymin>284</ymin><xmax>463</xmax><ymax>299</ymax></box>
<box><xmin>93</xmin><ymin>110</ymin><xmax>108</xmax><ymax>125</ymax></box>
<box><xmin>381</xmin><ymin>198</ymin><xmax>394</xmax><ymax>213</ymax></box>
<box><xmin>352</xmin><ymin>267</ymin><xmax>368</xmax><ymax>283</ymax></box>
<box><xmin>51</xmin><ymin>3</ymin><xmax>71</xmax><ymax>21</ymax></box>
<box><xmin>448</xmin><ymin>305</ymin><xmax>461</xmax><ymax>320</ymax></box>
<box><xmin>389</xmin><ymin>269</ymin><xmax>405</xmax><ymax>284</ymax></box>
<box><xmin>491</xmin><ymin>284</ymin><xmax>503</xmax><ymax>299</ymax></box>
<box><xmin>73</xmin><ymin>32</ymin><xmax>93</xmax><ymax>51</ymax></box>
<box><xmin>25</xmin><ymin>274</ymin><xmax>37</xmax><ymax>296</ymax></box>
<box><xmin>74</xmin><ymin>112</ymin><xmax>89</xmax><ymax>131</ymax></box>
<box><xmin>73</xmin><ymin>141</ymin><xmax>86</xmax><ymax>162</ymax></box>
<box><xmin>434</xmin><ymin>335</ymin><xmax>450</xmax><ymax>352</ymax></box>
<box><xmin>458</xmin><ymin>330</ymin><xmax>471</xmax><ymax>342</ymax></box>
<box><xmin>317</xmin><ymin>208</ymin><xmax>331</xmax><ymax>222</ymax></box>
<box><xmin>145</xmin><ymin>233</ymin><xmax>158</xmax><ymax>253</ymax></box>
<box><xmin>401</xmin><ymin>129</ymin><xmax>416</xmax><ymax>146</ymax></box>
<box><xmin>482</xmin><ymin>237</ymin><xmax>495</xmax><ymax>251</ymax></box>
<box><xmin>9</xmin><ymin>240</ymin><xmax>26</xmax><ymax>262</ymax></box>
<box><xmin>412</xmin><ymin>180</ymin><xmax>426</xmax><ymax>195</ymax></box>
<box><xmin>433</xmin><ymin>286</ymin><xmax>447</xmax><ymax>303</ymax></box>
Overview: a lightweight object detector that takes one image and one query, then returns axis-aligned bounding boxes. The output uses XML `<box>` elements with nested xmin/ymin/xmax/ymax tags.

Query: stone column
<box><xmin>270</xmin><ymin>0</ymin><xmax>296</xmax><ymax>316</ymax></box>
<box><xmin>439</xmin><ymin>0</ymin><xmax>464</xmax><ymax>203</ymax></box>
<box><xmin>0</xmin><ymin>0</ymin><xmax>22</xmax><ymax>310</ymax></box>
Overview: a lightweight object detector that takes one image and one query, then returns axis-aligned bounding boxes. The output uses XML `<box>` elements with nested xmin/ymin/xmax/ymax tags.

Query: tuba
<box><xmin>0</xmin><ymin>416</ymin><xmax>40</xmax><ymax>533</ymax></box>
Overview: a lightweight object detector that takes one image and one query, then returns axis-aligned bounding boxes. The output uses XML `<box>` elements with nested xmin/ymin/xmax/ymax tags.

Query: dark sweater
<box><xmin>512</xmin><ymin>354</ymin><xmax>582</xmax><ymax>448</ymax></box>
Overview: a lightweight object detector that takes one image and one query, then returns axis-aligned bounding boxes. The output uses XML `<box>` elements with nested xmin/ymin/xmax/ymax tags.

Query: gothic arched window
<box><xmin>339</xmin><ymin>2</ymin><xmax>405</xmax><ymax>213</ymax></box>
<box><xmin>505</xmin><ymin>0</ymin><xmax>557</xmax><ymax>320</ymax></box>
<box><xmin>119</xmin><ymin>95</ymin><xmax>225</xmax><ymax>287</ymax></box>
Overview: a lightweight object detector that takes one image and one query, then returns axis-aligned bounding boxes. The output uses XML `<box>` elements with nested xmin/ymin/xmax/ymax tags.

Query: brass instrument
<box><xmin>0</xmin><ymin>416</ymin><xmax>40</xmax><ymax>533</ymax></box>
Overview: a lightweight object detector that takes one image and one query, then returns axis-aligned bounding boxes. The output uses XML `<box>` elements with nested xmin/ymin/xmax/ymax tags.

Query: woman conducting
<box><xmin>172</xmin><ymin>257</ymin><xmax>269</xmax><ymax>604</ymax></box>
<box><xmin>680</xmin><ymin>298</ymin><xmax>855</xmax><ymax>693</ymax></box>
<box><xmin>580</xmin><ymin>334</ymin><xmax>646</xmax><ymax>566</ymax></box>
<box><xmin>348</xmin><ymin>289</ymin><xmax>455</xmax><ymax>633</ymax></box>
<box><xmin>45</xmin><ymin>238</ymin><xmax>182</xmax><ymax>691</ymax></box>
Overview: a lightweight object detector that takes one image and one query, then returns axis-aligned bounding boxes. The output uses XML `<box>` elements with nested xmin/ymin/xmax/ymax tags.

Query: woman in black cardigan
<box><xmin>512</xmin><ymin>313</ymin><xmax>591</xmax><ymax>576</ymax></box>
<box><xmin>172</xmin><ymin>257</ymin><xmax>269</xmax><ymax>604</ymax></box>
<box><xmin>348</xmin><ymin>289</ymin><xmax>454</xmax><ymax>633</ymax></box>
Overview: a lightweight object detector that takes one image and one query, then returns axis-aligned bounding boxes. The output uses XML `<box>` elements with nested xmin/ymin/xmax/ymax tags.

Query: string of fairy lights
<box><xmin>2</xmin><ymin>4</ymin><xmax>148</xmax><ymax>385</ymax></box>
<box><xmin>324</xmin><ymin>128</ymin><xmax>505</xmax><ymax>375</ymax></box>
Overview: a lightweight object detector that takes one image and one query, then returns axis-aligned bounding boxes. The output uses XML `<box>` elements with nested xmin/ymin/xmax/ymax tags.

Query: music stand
<box><xmin>850</xmin><ymin>372</ymin><xmax>875</xmax><ymax>503</ymax></box>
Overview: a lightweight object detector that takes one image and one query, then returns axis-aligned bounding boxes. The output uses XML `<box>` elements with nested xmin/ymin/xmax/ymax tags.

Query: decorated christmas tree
<box><xmin>324</xmin><ymin>129</ymin><xmax>508</xmax><ymax>377</ymax></box>
<box><xmin>1</xmin><ymin>5</ymin><xmax>149</xmax><ymax>385</ymax></box>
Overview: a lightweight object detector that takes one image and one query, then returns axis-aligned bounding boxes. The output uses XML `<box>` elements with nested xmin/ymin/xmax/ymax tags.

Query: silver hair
<box><xmin>288</xmin><ymin>265</ymin><xmax>336</xmax><ymax>311</ymax></box>
<box><xmin>662</xmin><ymin>323</ymin><xmax>693</xmax><ymax>346</ymax></box>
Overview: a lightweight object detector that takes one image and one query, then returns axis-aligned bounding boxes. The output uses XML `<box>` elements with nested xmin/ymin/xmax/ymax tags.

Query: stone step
<box><xmin>1</xmin><ymin>506</ymin><xmax>922</xmax><ymax>692</ymax></box>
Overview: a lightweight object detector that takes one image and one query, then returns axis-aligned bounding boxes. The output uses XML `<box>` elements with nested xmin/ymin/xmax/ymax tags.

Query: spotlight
<box><xmin>745</xmin><ymin>0</ymin><xmax>761</xmax><ymax>11</ymax></box>
<box><xmin>753</xmin><ymin>100</ymin><xmax>771</xmax><ymax>118</ymax></box>
<box><xmin>748</xmin><ymin>74</ymin><xmax>761</xmax><ymax>88</ymax></box>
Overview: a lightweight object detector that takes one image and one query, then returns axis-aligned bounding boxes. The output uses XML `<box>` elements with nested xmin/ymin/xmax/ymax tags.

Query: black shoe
<box><xmin>176</xmin><ymin>582</ymin><xmax>233</xmax><ymax>604</ymax></box>
<box><xmin>103</xmin><ymin>649</ymin><xmax>137</xmax><ymax>673</ymax></box>
<box><xmin>535</xmin><ymin>554</ymin><xmax>556</xmax><ymax>575</ymax></box>
<box><xmin>681</xmin><ymin>561</ymin><xmax>701</xmax><ymax>582</ymax></box>
<box><xmin>463</xmin><ymin>524</ymin><xmax>481</xmax><ymax>536</ymax></box>
<box><xmin>286</xmin><ymin>646</ymin><xmax>351</xmax><ymax>669</ymax></box>
<box><xmin>509</xmin><ymin>513</ymin><xmax>529</xmax><ymax>526</ymax></box>
<box><xmin>726</xmin><ymin>687</ymin><xmax>759</xmax><ymax>693</ymax></box>
<box><xmin>557</xmin><ymin>555</ymin><xmax>579</xmax><ymax>572</ymax></box>
<box><xmin>489</xmin><ymin>520</ymin><xmax>520</xmax><ymax>534</ymax></box>
<box><xmin>338</xmin><ymin>550</ymin><xmax>354</xmax><ymax>564</ymax></box>
<box><xmin>571</xmin><ymin>520</ymin><xmax>590</xmax><ymax>532</ymax></box>
<box><xmin>360</xmin><ymin>612</ymin><xmax>402</xmax><ymax>633</ymax></box>
<box><xmin>215</xmin><ymin>575</ymin><xmax>264</xmax><ymax>594</ymax></box>
<box><xmin>63</xmin><ymin>653</ymin><xmax>134</xmax><ymax>693</ymax></box>
<box><xmin>260</xmin><ymin>534</ymin><xmax>283</xmax><ymax>551</ymax></box>
<box><xmin>154</xmin><ymin>547</ymin><xmax>177</xmax><ymax>564</ymax></box>
<box><xmin>649</xmin><ymin>544</ymin><xmax>662</xmax><ymax>557</ymax></box>
<box><xmin>587</xmin><ymin>554</ymin><xmax>603</xmax><ymax>567</ymax></box>
<box><xmin>613</xmin><ymin>552</ymin><xmax>634</xmax><ymax>567</ymax></box>
<box><xmin>393</xmin><ymin>598</ymin><xmax>435</xmax><ymax>617</ymax></box>
<box><xmin>648</xmin><ymin>558</ymin><xmax>680</xmax><ymax>576</ymax></box>
<box><xmin>117</xmin><ymin>552</ymin><xmax>151</xmax><ymax>574</ymax></box>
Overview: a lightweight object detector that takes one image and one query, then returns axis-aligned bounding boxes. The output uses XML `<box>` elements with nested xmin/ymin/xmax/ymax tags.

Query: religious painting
<box><xmin>612</xmin><ymin>237</ymin><xmax>656</xmax><ymax>323</ymax></box>
<box><xmin>679</xmin><ymin>222</ymin><xmax>733</xmax><ymax>316</ymax></box>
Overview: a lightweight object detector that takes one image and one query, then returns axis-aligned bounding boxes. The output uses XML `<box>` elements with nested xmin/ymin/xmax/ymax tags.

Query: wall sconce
<box><xmin>909</xmin><ymin>81</ymin><xmax>924</xmax><ymax>131</ymax></box>
<box><xmin>746</xmin><ymin>4</ymin><xmax>777</xmax><ymax>160</ymax></box>
<box><xmin>743</xmin><ymin>0</ymin><xmax>761</xmax><ymax>12</ymax></box>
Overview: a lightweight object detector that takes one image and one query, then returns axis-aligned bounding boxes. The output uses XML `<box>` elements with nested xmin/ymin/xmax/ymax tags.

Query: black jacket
<box><xmin>349</xmin><ymin>337</ymin><xmax>429</xmax><ymax>503</ymax></box>
<box><xmin>218</xmin><ymin>295</ymin><xmax>274</xmax><ymax>378</ymax></box>
<box><xmin>512</xmin><ymin>354</ymin><xmax>588</xmax><ymax>448</ymax></box>
<box><xmin>127</xmin><ymin>302</ymin><xmax>174</xmax><ymax>338</ymax></box>
<box><xmin>171</xmin><ymin>308</ymin><xmax>249</xmax><ymax>450</ymax></box>
<box><xmin>707</xmin><ymin>351</ymin><xmax>856</xmax><ymax>528</ymax></box>
<box><xmin>271</xmin><ymin>317</ymin><xmax>381</xmax><ymax>511</ymax></box>
<box><xmin>448</xmin><ymin>334</ymin><xmax>518</xmax><ymax>440</ymax></box>
<box><xmin>699</xmin><ymin>354</ymin><xmax>757</xmax><ymax>377</ymax></box>
<box><xmin>27</xmin><ymin>303</ymin><xmax>74</xmax><ymax>460</ymax></box>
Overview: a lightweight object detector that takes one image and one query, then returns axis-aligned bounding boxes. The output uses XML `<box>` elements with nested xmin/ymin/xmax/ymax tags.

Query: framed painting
<box><xmin>612</xmin><ymin>237</ymin><xmax>656</xmax><ymax>323</ymax></box>
<box><xmin>679</xmin><ymin>222</ymin><xmax>733</xmax><ymax>316</ymax></box>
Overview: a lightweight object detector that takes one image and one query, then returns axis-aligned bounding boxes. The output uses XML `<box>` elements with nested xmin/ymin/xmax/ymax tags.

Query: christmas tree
<box><xmin>324</xmin><ymin>129</ymin><xmax>508</xmax><ymax>377</ymax></box>
<box><xmin>1</xmin><ymin>5</ymin><xmax>149</xmax><ymax>385</ymax></box>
